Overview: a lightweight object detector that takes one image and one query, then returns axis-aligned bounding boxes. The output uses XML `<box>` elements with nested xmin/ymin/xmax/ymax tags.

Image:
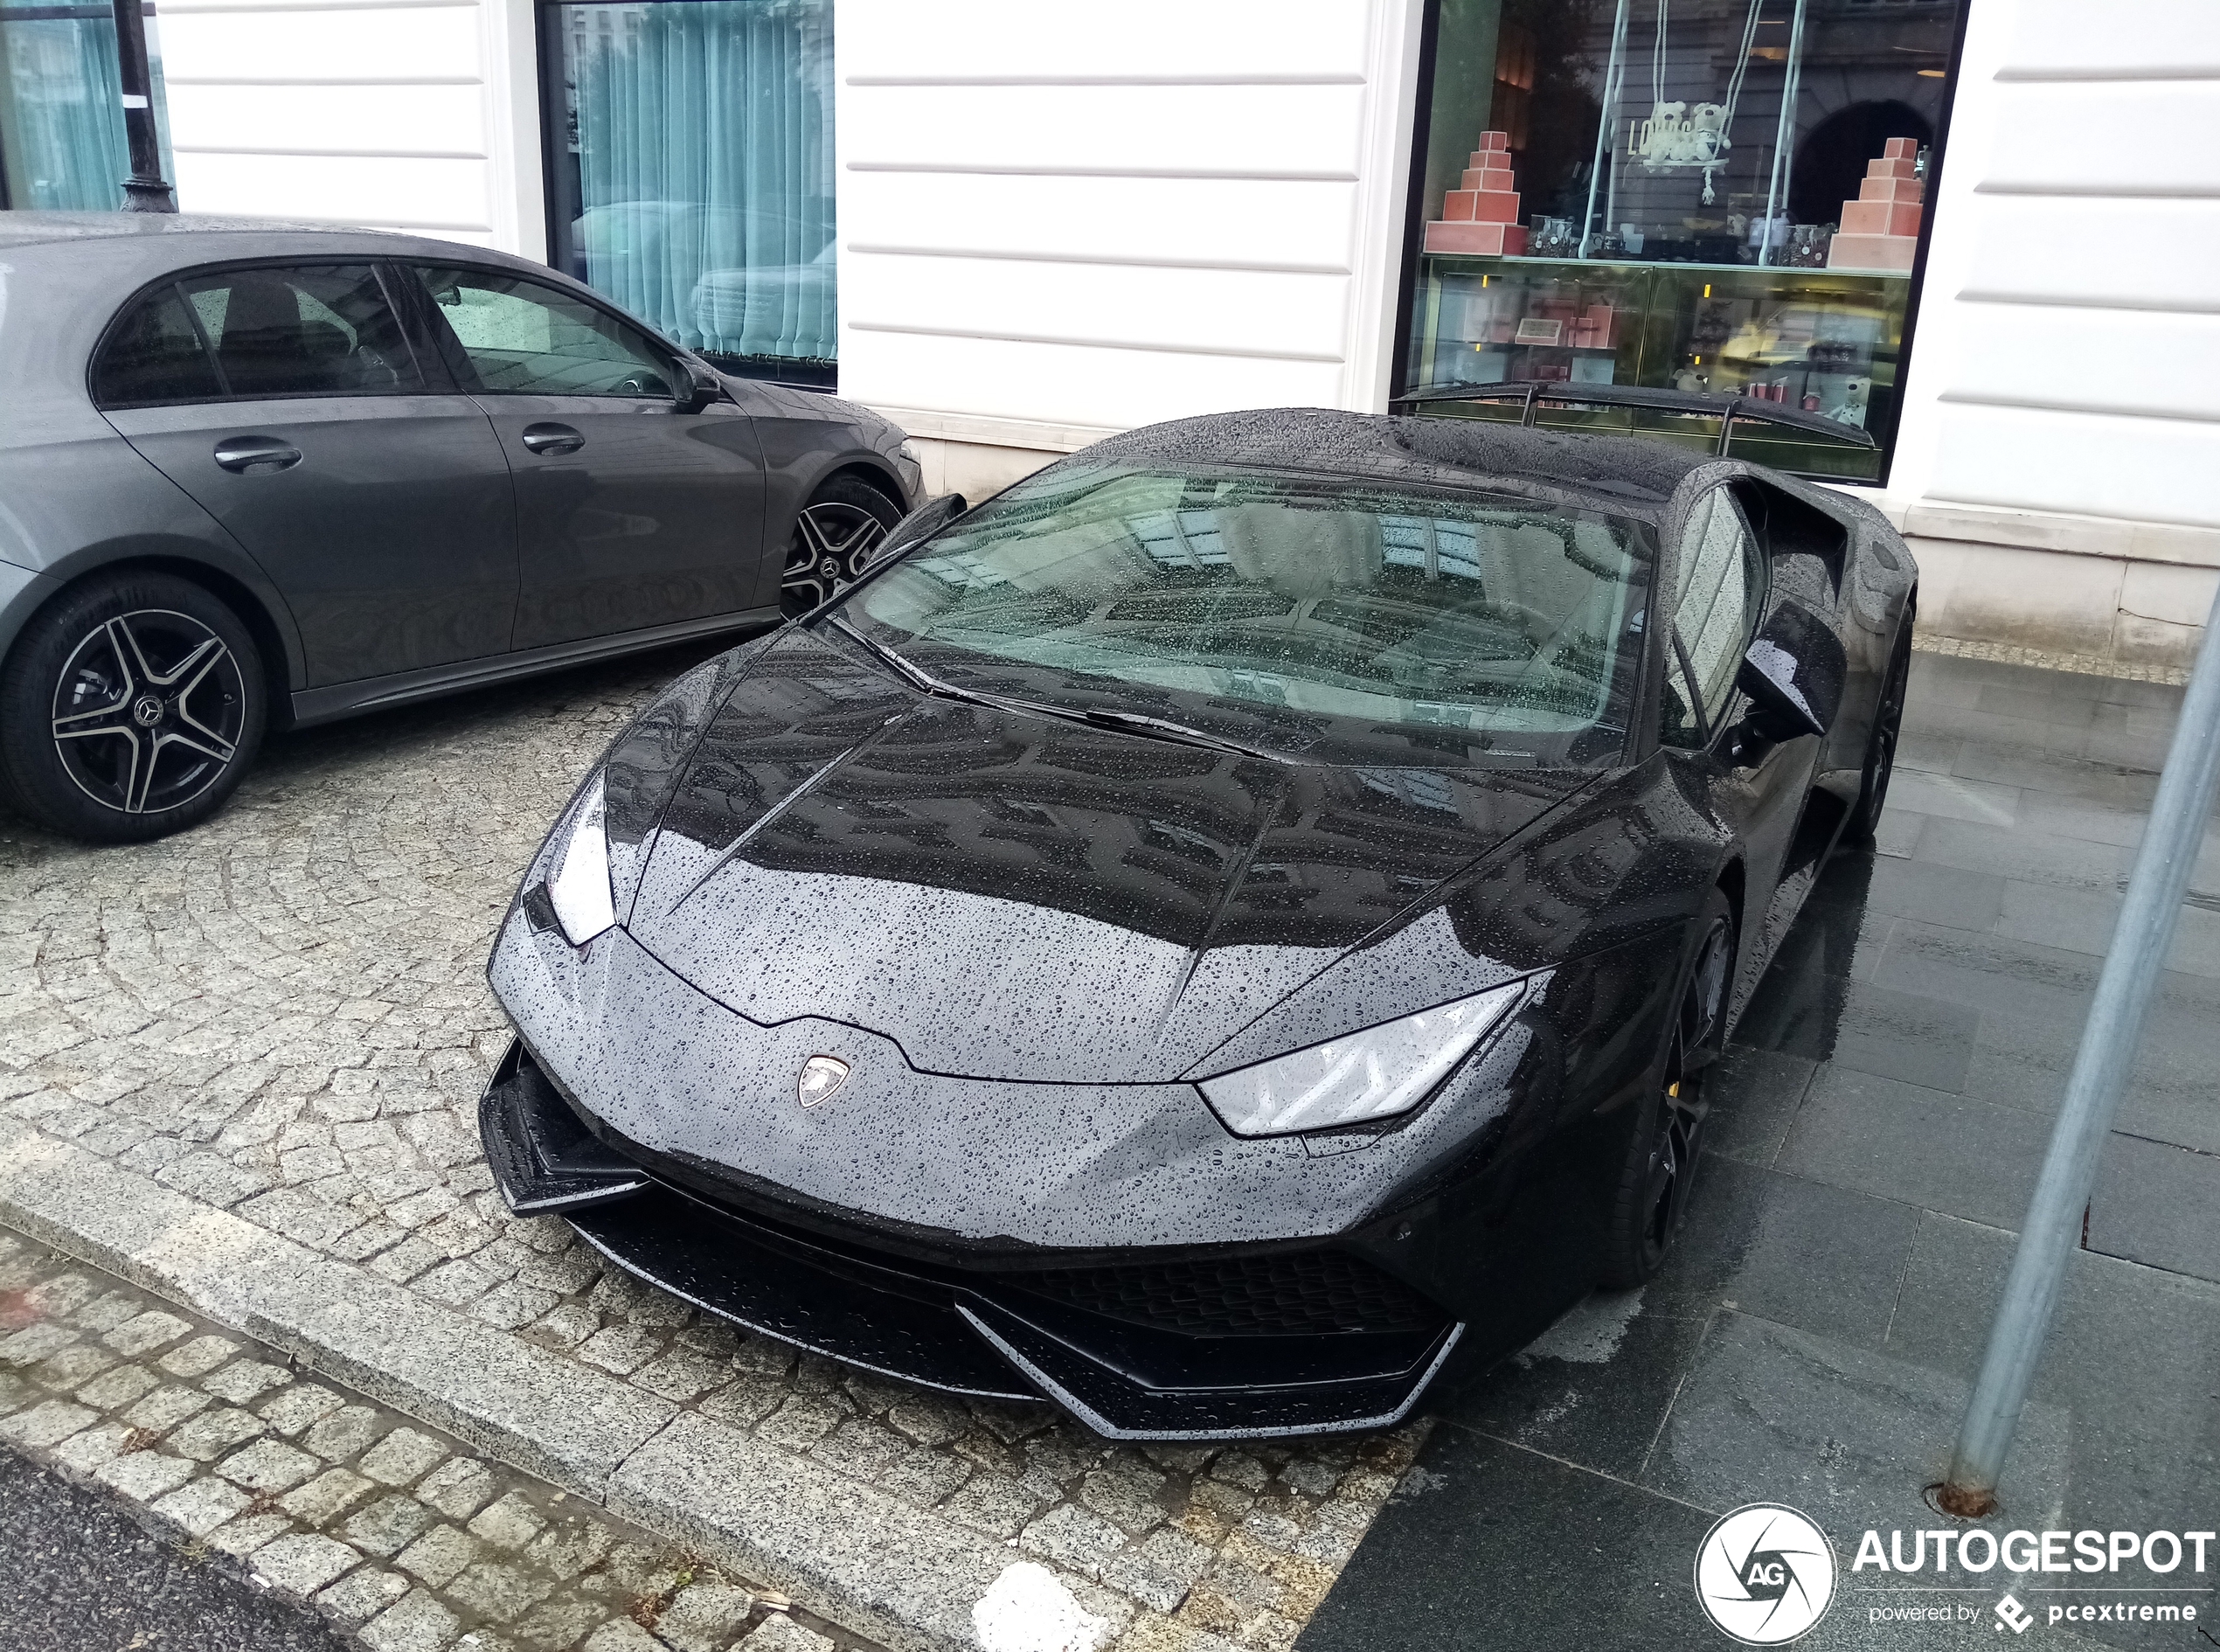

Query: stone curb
<box><xmin>0</xmin><ymin>1119</ymin><xmax>1028</xmax><ymax>1652</ymax></box>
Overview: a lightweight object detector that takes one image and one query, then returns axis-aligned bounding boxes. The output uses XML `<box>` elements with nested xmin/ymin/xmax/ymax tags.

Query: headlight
<box><xmin>542</xmin><ymin>772</ymin><xmax>617</xmax><ymax>947</ymax></box>
<box><xmin>1199</xmin><ymin>982</ymin><xmax>1526</xmax><ymax>1138</ymax></box>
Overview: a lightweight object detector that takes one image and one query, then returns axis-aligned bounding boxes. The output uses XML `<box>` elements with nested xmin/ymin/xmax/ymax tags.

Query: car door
<box><xmin>405</xmin><ymin>263</ymin><xmax>772</xmax><ymax>653</ymax></box>
<box><xmin>1660</xmin><ymin>484</ymin><xmax>1814</xmax><ymax>961</ymax></box>
<box><xmin>94</xmin><ymin>262</ymin><xmax>519</xmax><ymax>688</ymax></box>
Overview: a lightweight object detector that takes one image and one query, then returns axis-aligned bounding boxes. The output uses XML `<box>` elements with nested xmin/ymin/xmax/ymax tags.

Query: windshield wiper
<box><xmin>1070</xmin><ymin>707</ymin><xmax>1281</xmax><ymax>762</ymax></box>
<box><xmin>822</xmin><ymin>617</ymin><xmax>1281</xmax><ymax>762</ymax></box>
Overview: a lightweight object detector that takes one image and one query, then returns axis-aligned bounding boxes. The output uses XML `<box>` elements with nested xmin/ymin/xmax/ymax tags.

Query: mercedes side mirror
<box><xmin>671</xmin><ymin>358</ymin><xmax>725</xmax><ymax>414</ymax></box>
<box><xmin>1725</xmin><ymin>600</ymin><xmax>1845</xmax><ymax>764</ymax></box>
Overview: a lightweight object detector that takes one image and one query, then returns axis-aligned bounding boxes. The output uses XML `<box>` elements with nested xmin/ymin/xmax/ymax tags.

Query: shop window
<box><xmin>1398</xmin><ymin>0</ymin><xmax>1964</xmax><ymax>483</ymax></box>
<box><xmin>0</xmin><ymin>0</ymin><xmax>173</xmax><ymax>210</ymax></box>
<box><xmin>542</xmin><ymin>0</ymin><xmax>835</xmax><ymax>387</ymax></box>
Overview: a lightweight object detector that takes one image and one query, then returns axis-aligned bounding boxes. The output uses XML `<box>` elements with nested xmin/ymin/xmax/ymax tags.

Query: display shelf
<box><xmin>1404</xmin><ymin>250</ymin><xmax>1907</xmax><ymax>482</ymax></box>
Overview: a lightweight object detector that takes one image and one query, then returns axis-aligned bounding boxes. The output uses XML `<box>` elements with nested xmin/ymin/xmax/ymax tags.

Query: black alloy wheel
<box><xmin>1845</xmin><ymin>616</ymin><xmax>1913</xmax><ymax>843</ymax></box>
<box><xmin>781</xmin><ymin>476</ymin><xmax>902</xmax><ymax>616</ymax></box>
<box><xmin>1601</xmin><ymin>898</ymin><xmax>1733</xmax><ymax>1288</ymax></box>
<box><xmin>0</xmin><ymin>572</ymin><xmax>266</xmax><ymax>844</ymax></box>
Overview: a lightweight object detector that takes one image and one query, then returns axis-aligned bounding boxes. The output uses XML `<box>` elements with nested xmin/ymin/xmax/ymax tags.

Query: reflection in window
<box><xmin>844</xmin><ymin>462</ymin><xmax>1656</xmax><ymax>767</ymax></box>
<box><xmin>547</xmin><ymin>0</ymin><xmax>835</xmax><ymax>384</ymax></box>
<box><xmin>0</xmin><ymin>1</ymin><xmax>172</xmax><ymax>209</ymax></box>
<box><xmin>417</xmin><ymin>267</ymin><xmax>674</xmax><ymax>398</ymax></box>
<box><xmin>1400</xmin><ymin>0</ymin><xmax>1962</xmax><ymax>482</ymax></box>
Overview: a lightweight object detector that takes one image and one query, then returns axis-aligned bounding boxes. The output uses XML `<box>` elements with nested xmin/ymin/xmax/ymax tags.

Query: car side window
<box><xmin>92</xmin><ymin>287</ymin><xmax>225</xmax><ymax>406</ymax></box>
<box><xmin>413</xmin><ymin>267</ymin><xmax>675</xmax><ymax>399</ymax></box>
<box><xmin>172</xmin><ymin>265</ymin><xmax>421</xmax><ymax>399</ymax></box>
<box><xmin>1671</xmin><ymin>488</ymin><xmax>1766</xmax><ymax>731</ymax></box>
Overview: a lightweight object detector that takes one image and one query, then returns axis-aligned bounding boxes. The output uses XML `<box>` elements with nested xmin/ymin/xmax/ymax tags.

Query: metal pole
<box><xmin>1757</xmin><ymin>0</ymin><xmax>1805</xmax><ymax>267</ymax></box>
<box><xmin>1579</xmin><ymin>0</ymin><xmax>1631</xmax><ymax>260</ymax></box>
<box><xmin>1939</xmin><ymin>578</ymin><xmax>2220</xmax><ymax>1517</ymax></box>
<box><xmin>110</xmin><ymin>0</ymin><xmax>176</xmax><ymax>212</ymax></box>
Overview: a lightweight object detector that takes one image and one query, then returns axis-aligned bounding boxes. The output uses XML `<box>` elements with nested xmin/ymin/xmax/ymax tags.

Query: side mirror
<box><xmin>671</xmin><ymin>358</ymin><xmax>725</xmax><ymax>414</ymax></box>
<box><xmin>868</xmin><ymin>491</ymin><xmax>968</xmax><ymax>570</ymax></box>
<box><xmin>1728</xmin><ymin>600</ymin><xmax>1845</xmax><ymax>760</ymax></box>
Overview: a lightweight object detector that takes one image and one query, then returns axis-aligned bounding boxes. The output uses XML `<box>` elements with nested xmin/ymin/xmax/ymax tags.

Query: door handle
<box><xmin>520</xmin><ymin>423</ymin><xmax>586</xmax><ymax>456</ymax></box>
<box><xmin>212</xmin><ymin>437</ymin><xmax>302</xmax><ymax>474</ymax></box>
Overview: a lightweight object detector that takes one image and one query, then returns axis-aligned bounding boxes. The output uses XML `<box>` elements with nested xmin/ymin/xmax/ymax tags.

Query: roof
<box><xmin>0</xmin><ymin>211</ymin><xmax>376</xmax><ymax>249</ymax></box>
<box><xmin>1085</xmin><ymin>408</ymin><xmax>1713</xmax><ymax>517</ymax></box>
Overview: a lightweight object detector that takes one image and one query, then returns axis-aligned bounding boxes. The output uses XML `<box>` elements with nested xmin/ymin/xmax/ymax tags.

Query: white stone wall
<box><xmin>156</xmin><ymin>0</ymin><xmax>543</xmax><ymax>254</ymax></box>
<box><xmin>1882</xmin><ymin>0</ymin><xmax>2220</xmax><ymax>664</ymax></box>
<box><xmin>834</xmin><ymin>0</ymin><xmax>1423</xmax><ymax>490</ymax></box>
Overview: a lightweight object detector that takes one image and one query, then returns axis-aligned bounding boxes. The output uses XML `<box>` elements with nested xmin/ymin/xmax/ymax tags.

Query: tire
<box><xmin>781</xmin><ymin>475</ymin><xmax>902</xmax><ymax>617</ymax></box>
<box><xmin>0</xmin><ymin>571</ymin><xmax>266</xmax><ymax>844</ymax></box>
<box><xmin>1843</xmin><ymin>613</ymin><xmax>1912</xmax><ymax>845</ymax></box>
<box><xmin>1598</xmin><ymin>889</ymin><xmax>1733</xmax><ymax>1289</ymax></box>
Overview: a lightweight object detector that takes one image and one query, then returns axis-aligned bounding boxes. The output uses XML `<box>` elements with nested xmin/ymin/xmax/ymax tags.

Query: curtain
<box><xmin>563</xmin><ymin>0</ymin><xmax>836</xmax><ymax>366</ymax></box>
<box><xmin>0</xmin><ymin>3</ymin><xmax>144</xmax><ymax>210</ymax></box>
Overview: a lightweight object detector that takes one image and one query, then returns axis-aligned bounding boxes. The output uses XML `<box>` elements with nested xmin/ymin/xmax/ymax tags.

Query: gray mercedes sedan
<box><xmin>0</xmin><ymin>212</ymin><xmax>921</xmax><ymax>843</ymax></box>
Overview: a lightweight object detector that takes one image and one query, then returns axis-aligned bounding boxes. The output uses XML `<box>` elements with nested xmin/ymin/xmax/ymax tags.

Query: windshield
<box><xmin>832</xmin><ymin>462</ymin><xmax>1654</xmax><ymax>767</ymax></box>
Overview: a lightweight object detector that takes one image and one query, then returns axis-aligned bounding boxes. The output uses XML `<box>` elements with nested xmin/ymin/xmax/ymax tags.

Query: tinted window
<box><xmin>414</xmin><ymin>267</ymin><xmax>674</xmax><ymax>398</ymax></box>
<box><xmin>93</xmin><ymin>288</ymin><xmax>223</xmax><ymax>406</ymax></box>
<box><xmin>841</xmin><ymin>461</ymin><xmax>1653</xmax><ymax>767</ymax></box>
<box><xmin>172</xmin><ymin>265</ymin><xmax>420</xmax><ymax>399</ymax></box>
<box><xmin>1672</xmin><ymin>489</ymin><xmax>1766</xmax><ymax>728</ymax></box>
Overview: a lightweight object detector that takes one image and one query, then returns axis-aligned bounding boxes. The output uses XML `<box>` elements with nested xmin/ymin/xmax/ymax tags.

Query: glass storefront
<box><xmin>1398</xmin><ymin>0</ymin><xmax>1963</xmax><ymax>482</ymax></box>
<box><xmin>542</xmin><ymin>0</ymin><xmax>835</xmax><ymax>386</ymax></box>
<box><xmin>0</xmin><ymin>0</ymin><xmax>172</xmax><ymax>211</ymax></box>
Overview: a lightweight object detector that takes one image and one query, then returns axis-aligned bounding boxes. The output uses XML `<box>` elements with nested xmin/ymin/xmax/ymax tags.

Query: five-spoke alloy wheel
<box><xmin>781</xmin><ymin>476</ymin><xmax>903</xmax><ymax>616</ymax></box>
<box><xmin>0</xmin><ymin>572</ymin><xmax>266</xmax><ymax>843</ymax></box>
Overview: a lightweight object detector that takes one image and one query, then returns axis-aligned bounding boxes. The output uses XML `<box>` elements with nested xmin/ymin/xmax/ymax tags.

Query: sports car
<box><xmin>480</xmin><ymin>405</ymin><xmax>1917</xmax><ymax>1439</ymax></box>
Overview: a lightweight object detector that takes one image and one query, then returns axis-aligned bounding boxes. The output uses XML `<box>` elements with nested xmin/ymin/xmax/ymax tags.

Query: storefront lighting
<box><xmin>1918</xmin><ymin>68</ymin><xmax>1946</xmax><ymax>76</ymax></box>
<box><xmin>1703</xmin><ymin>284</ymin><xmax>1711</xmax><ymax>298</ymax></box>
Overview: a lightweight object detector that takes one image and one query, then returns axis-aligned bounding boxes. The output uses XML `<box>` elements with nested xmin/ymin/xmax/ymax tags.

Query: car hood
<box><xmin>623</xmin><ymin>628</ymin><xmax>1591</xmax><ymax>1083</ymax></box>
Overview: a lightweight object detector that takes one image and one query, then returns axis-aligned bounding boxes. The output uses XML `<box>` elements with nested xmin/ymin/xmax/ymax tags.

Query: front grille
<box><xmin>1006</xmin><ymin>1250</ymin><xmax>1441</xmax><ymax>1338</ymax></box>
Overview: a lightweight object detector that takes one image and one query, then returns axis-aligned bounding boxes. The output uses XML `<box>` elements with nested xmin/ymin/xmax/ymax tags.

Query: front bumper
<box><xmin>480</xmin><ymin>1038</ymin><xmax>1462</xmax><ymax>1439</ymax></box>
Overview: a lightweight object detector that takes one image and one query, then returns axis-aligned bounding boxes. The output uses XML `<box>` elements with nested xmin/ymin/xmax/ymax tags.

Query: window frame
<box><xmin>397</xmin><ymin>260</ymin><xmax>689</xmax><ymax>403</ymax></box>
<box><xmin>531</xmin><ymin>0</ymin><xmax>840</xmax><ymax>391</ymax></box>
<box><xmin>87</xmin><ymin>258</ymin><xmax>440</xmax><ymax>412</ymax></box>
<box><xmin>1385</xmin><ymin>0</ymin><xmax>1976</xmax><ymax>489</ymax></box>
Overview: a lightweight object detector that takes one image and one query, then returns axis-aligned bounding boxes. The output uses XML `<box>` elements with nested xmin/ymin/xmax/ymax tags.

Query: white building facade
<box><xmin>5</xmin><ymin>0</ymin><xmax>2213</xmax><ymax>668</ymax></box>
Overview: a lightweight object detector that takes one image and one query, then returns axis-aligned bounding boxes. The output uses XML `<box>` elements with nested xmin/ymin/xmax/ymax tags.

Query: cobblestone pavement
<box><xmin>0</xmin><ymin>646</ymin><xmax>1428</xmax><ymax>1652</ymax></box>
<box><xmin>1</xmin><ymin>1222</ymin><xmax>875</xmax><ymax>1652</ymax></box>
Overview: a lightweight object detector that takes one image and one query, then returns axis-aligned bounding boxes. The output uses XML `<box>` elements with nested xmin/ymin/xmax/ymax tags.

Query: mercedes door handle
<box><xmin>520</xmin><ymin>423</ymin><xmax>586</xmax><ymax>456</ymax></box>
<box><xmin>212</xmin><ymin>437</ymin><xmax>302</xmax><ymax>474</ymax></box>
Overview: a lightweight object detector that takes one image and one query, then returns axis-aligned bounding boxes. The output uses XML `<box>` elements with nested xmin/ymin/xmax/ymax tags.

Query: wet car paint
<box><xmin>482</xmin><ymin>409</ymin><xmax>1918</xmax><ymax>1436</ymax></box>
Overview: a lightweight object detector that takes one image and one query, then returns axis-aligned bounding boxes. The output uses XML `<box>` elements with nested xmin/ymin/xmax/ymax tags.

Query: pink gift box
<box><xmin>1441</xmin><ymin>188</ymin><xmax>1520</xmax><ymax>224</ymax></box>
<box><xmin>1841</xmin><ymin>198</ymin><xmax>1922</xmax><ymax>237</ymax></box>
<box><xmin>1478</xmin><ymin>130</ymin><xmax>1509</xmax><ymax>151</ymax></box>
<box><xmin>1867</xmin><ymin>156</ymin><xmax>1917</xmax><ymax>180</ymax></box>
<box><xmin>1884</xmin><ymin>136</ymin><xmax>1918</xmax><ymax>160</ymax></box>
<box><xmin>1826</xmin><ymin>232</ymin><xmax>1918</xmax><ymax>271</ymax></box>
<box><xmin>1858</xmin><ymin>175</ymin><xmax>1924</xmax><ymax>204</ymax></box>
<box><xmin>1423</xmin><ymin>220</ymin><xmax>1530</xmax><ymax>256</ymax></box>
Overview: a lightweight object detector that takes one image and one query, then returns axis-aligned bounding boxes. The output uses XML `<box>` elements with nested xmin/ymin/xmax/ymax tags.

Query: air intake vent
<box><xmin>1008</xmin><ymin>1250</ymin><xmax>1441</xmax><ymax>1338</ymax></box>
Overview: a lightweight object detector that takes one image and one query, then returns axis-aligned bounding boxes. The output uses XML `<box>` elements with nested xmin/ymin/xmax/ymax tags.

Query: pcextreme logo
<box><xmin>1694</xmin><ymin>1503</ymin><xmax>1839</xmax><ymax>1644</ymax></box>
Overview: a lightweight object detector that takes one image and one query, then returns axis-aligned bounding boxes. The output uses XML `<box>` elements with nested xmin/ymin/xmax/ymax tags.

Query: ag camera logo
<box><xmin>1695</xmin><ymin>1503</ymin><xmax>1838</xmax><ymax>1644</ymax></box>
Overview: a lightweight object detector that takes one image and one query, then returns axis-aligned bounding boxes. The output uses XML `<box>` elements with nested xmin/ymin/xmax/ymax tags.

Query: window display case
<box><xmin>1398</xmin><ymin>0</ymin><xmax>1964</xmax><ymax>484</ymax></box>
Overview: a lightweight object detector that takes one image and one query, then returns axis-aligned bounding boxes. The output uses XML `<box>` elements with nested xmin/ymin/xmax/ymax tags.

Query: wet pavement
<box><xmin>1300</xmin><ymin>649</ymin><xmax>2220</xmax><ymax>1652</ymax></box>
